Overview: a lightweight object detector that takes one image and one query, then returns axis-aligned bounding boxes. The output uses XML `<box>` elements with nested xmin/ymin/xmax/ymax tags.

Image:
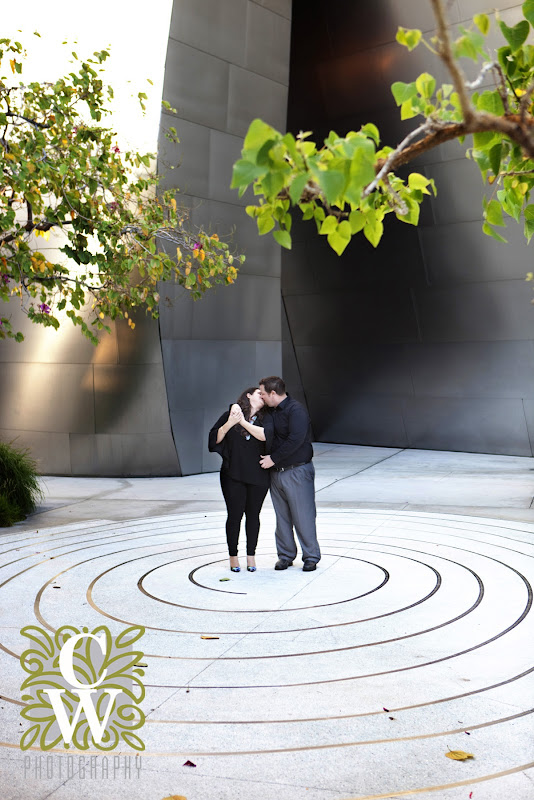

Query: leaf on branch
<box><xmin>524</xmin><ymin>204</ymin><xmax>534</xmax><ymax>242</ymax></box>
<box><xmin>391</xmin><ymin>81</ymin><xmax>417</xmax><ymax>106</ymax></box>
<box><xmin>483</xmin><ymin>222</ymin><xmax>508</xmax><ymax>243</ymax></box>
<box><xmin>361</xmin><ymin>123</ymin><xmax>380</xmax><ymax>146</ymax></box>
<box><xmin>484</xmin><ymin>199</ymin><xmax>505</xmax><ymax>227</ymax></box>
<box><xmin>396</xmin><ymin>27</ymin><xmax>422</xmax><ymax>51</ymax></box>
<box><xmin>273</xmin><ymin>229</ymin><xmax>292</xmax><ymax>249</ymax></box>
<box><xmin>474</xmin><ymin>13</ymin><xmax>490</xmax><ymax>36</ymax></box>
<box><xmin>499</xmin><ymin>19</ymin><xmax>530</xmax><ymax>52</ymax></box>
<box><xmin>524</xmin><ymin>0</ymin><xmax>534</xmax><ymax>28</ymax></box>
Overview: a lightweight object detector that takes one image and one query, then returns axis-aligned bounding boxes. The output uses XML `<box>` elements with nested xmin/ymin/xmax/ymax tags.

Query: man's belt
<box><xmin>273</xmin><ymin>461</ymin><xmax>311</xmax><ymax>472</ymax></box>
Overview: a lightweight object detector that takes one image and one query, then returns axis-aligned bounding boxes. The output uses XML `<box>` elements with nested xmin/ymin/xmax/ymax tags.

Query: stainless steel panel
<box><xmin>0</xmin><ymin>302</ymin><xmax>118</xmax><ymax>365</ymax></box>
<box><xmin>296</xmin><ymin>344</ymin><xmax>413</xmax><ymax>397</ymax></box>
<box><xmin>255</xmin><ymin>340</ymin><xmax>282</xmax><ymax>381</ymax></box>
<box><xmin>414</xmin><ymin>280</ymin><xmax>534</xmax><ymax>343</ymax></box>
<box><xmin>158</xmin><ymin>284</ymin><xmax>195</xmax><ymax>341</ymax></box>
<box><xmin>308</xmin><ymin>393</ymin><xmax>409</xmax><ymax>447</ymax></box>
<box><xmin>163</xmin><ymin>339</ymin><xmax>258</xmax><ymax>409</ymax></box>
<box><xmin>403</xmin><ymin>396</ymin><xmax>532</xmax><ymax>456</ymax></box>
<box><xmin>0</xmin><ymin>363</ymin><xmax>95</xmax><ymax>433</ymax></box>
<box><xmin>0</xmin><ymin>429</ymin><xmax>71</xmax><ymax>474</ymax></box>
<box><xmin>191</xmin><ymin>275</ymin><xmax>281</xmax><ymax>341</ymax></box>
<box><xmin>94</xmin><ymin>364</ymin><xmax>172</xmax><ymax>435</ymax></box>
<box><xmin>419</xmin><ymin>220</ymin><xmax>534</xmax><ymax>286</ymax></box>
<box><xmin>252</xmin><ymin>0</ymin><xmax>291</xmax><ymax>20</ymax></box>
<box><xmin>157</xmin><ymin>113</ymin><xmax>210</xmax><ymax>199</ymax></box>
<box><xmin>285</xmin><ymin>289</ymin><xmax>419</xmax><ymax>347</ymax></box>
<box><xmin>169</xmin><ymin>0</ymin><xmax>248</xmax><ymax>65</ymax></box>
<box><xmin>163</xmin><ymin>40</ymin><xmax>229</xmax><ymax>131</ymax></box>
<box><xmin>245</xmin><ymin>3</ymin><xmax>291</xmax><ymax>85</ymax></box>
<box><xmin>70</xmin><ymin>433</ymin><xmax>180</xmax><ymax>477</ymax></box>
<box><xmin>189</xmin><ymin>198</ymin><xmax>281</xmax><ymax>277</ymax></box>
<box><xmin>169</xmin><ymin>407</ymin><xmax>204</xmax><ymax>475</ymax></box>
<box><xmin>115</xmin><ymin>314</ymin><xmax>162</xmax><ymax>366</ymax></box>
<box><xmin>408</xmin><ymin>341</ymin><xmax>534</xmax><ymax>399</ymax></box>
<box><xmin>208</xmin><ymin>130</ymin><xmax>250</xmax><ymax>206</ymax></box>
<box><xmin>227</xmin><ymin>66</ymin><xmax>288</xmax><ymax>137</ymax></box>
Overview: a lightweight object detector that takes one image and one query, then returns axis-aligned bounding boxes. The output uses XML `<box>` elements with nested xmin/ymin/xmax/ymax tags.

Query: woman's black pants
<box><xmin>220</xmin><ymin>472</ymin><xmax>268</xmax><ymax>556</ymax></box>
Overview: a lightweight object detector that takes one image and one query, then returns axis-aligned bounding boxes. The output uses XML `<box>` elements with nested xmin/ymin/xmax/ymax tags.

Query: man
<box><xmin>258</xmin><ymin>376</ymin><xmax>321</xmax><ymax>572</ymax></box>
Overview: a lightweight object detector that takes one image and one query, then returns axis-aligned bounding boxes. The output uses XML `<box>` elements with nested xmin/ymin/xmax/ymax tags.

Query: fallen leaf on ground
<box><xmin>219</xmin><ymin>578</ymin><xmax>230</xmax><ymax>581</ymax></box>
<box><xmin>162</xmin><ymin>795</ymin><xmax>187</xmax><ymax>799</ymax></box>
<box><xmin>183</xmin><ymin>760</ymin><xmax>196</xmax><ymax>767</ymax></box>
<box><xmin>200</xmin><ymin>636</ymin><xmax>219</xmax><ymax>640</ymax></box>
<box><xmin>445</xmin><ymin>749</ymin><xmax>474</xmax><ymax>760</ymax></box>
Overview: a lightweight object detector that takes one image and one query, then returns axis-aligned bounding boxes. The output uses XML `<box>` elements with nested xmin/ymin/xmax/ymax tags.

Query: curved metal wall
<box><xmin>284</xmin><ymin>0</ymin><xmax>534</xmax><ymax>456</ymax></box>
<box><xmin>157</xmin><ymin>0</ymin><xmax>291</xmax><ymax>474</ymax></box>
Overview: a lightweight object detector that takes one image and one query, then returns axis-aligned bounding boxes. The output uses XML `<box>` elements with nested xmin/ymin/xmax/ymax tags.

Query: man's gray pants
<box><xmin>270</xmin><ymin>461</ymin><xmax>321</xmax><ymax>564</ymax></box>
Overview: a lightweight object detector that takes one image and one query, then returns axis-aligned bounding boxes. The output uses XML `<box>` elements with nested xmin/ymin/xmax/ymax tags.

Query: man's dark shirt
<box><xmin>269</xmin><ymin>395</ymin><xmax>313</xmax><ymax>468</ymax></box>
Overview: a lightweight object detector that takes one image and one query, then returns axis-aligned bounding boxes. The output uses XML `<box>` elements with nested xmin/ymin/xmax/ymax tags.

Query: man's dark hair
<box><xmin>259</xmin><ymin>376</ymin><xmax>286</xmax><ymax>395</ymax></box>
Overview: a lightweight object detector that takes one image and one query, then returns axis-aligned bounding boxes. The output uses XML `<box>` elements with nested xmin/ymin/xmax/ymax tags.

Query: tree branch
<box><xmin>430</xmin><ymin>0</ymin><xmax>474</xmax><ymax>124</ymax></box>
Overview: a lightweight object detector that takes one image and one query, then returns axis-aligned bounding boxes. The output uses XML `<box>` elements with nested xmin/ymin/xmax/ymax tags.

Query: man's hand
<box><xmin>260</xmin><ymin>455</ymin><xmax>274</xmax><ymax>469</ymax></box>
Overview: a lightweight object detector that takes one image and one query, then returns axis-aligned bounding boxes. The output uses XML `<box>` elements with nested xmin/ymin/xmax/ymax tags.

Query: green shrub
<box><xmin>0</xmin><ymin>441</ymin><xmax>43</xmax><ymax>527</ymax></box>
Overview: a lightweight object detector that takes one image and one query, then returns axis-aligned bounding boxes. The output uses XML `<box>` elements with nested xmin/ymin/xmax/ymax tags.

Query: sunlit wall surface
<box><xmin>0</xmin><ymin>0</ymin><xmax>181</xmax><ymax>475</ymax></box>
<box><xmin>284</xmin><ymin>0</ymin><xmax>534</xmax><ymax>456</ymax></box>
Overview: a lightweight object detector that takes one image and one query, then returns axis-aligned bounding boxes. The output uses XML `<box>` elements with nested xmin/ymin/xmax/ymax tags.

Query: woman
<box><xmin>208</xmin><ymin>387</ymin><xmax>273</xmax><ymax>572</ymax></box>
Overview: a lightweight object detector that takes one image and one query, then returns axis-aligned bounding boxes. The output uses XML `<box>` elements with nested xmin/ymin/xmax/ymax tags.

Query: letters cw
<box><xmin>45</xmin><ymin>632</ymin><xmax>120</xmax><ymax>746</ymax></box>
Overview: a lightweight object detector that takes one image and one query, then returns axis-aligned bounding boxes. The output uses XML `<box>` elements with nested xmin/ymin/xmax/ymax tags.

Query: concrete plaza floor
<box><xmin>1</xmin><ymin>443</ymin><xmax>534</xmax><ymax>799</ymax></box>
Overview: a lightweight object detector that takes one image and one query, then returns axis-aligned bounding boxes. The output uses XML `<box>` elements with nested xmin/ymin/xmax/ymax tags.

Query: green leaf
<box><xmin>474</xmin><ymin>14</ymin><xmax>490</xmax><ymax>36</ymax></box>
<box><xmin>257</xmin><ymin>214</ymin><xmax>275</xmax><ymax>235</ymax></box>
<box><xmin>483</xmin><ymin>222</ymin><xmax>508</xmax><ymax>242</ymax></box>
<box><xmin>415</xmin><ymin>72</ymin><xmax>436</xmax><ymax>99</ymax></box>
<box><xmin>499</xmin><ymin>20</ymin><xmax>530</xmax><ymax>52</ymax></box>
<box><xmin>476</xmin><ymin>90</ymin><xmax>505</xmax><ymax>115</ymax></box>
<box><xmin>454</xmin><ymin>35</ymin><xmax>479</xmax><ymax>61</ymax></box>
<box><xmin>349</xmin><ymin>210</ymin><xmax>365</xmax><ymax>233</ymax></box>
<box><xmin>524</xmin><ymin>204</ymin><xmax>534</xmax><ymax>242</ymax></box>
<box><xmin>289</xmin><ymin>173</ymin><xmax>308</xmax><ymax>205</ymax></box>
<box><xmin>320</xmin><ymin>215</ymin><xmax>338</xmax><ymax>235</ymax></box>
<box><xmin>524</xmin><ymin>0</ymin><xmax>534</xmax><ymax>27</ymax></box>
<box><xmin>314</xmin><ymin>169</ymin><xmax>345</xmax><ymax>204</ymax></box>
<box><xmin>230</xmin><ymin>159</ymin><xmax>267</xmax><ymax>189</ymax></box>
<box><xmin>361</xmin><ymin>123</ymin><xmax>380</xmax><ymax>146</ymax></box>
<box><xmin>273</xmin><ymin>229</ymin><xmax>292</xmax><ymax>249</ymax></box>
<box><xmin>485</xmin><ymin>199</ymin><xmax>505</xmax><ymax>226</ymax></box>
<box><xmin>408</xmin><ymin>172</ymin><xmax>431</xmax><ymax>193</ymax></box>
<box><xmin>327</xmin><ymin>230</ymin><xmax>350</xmax><ymax>256</ymax></box>
<box><xmin>396</xmin><ymin>27</ymin><xmax>422</xmax><ymax>51</ymax></box>
<box><xmin>391</xmin><ymin>81</ymin><xmax>417</xmax><ymax>105</ymax></box>
<box><xmin>488</xmin><ymin>142</ymin><xmax>503</xmax><ymax>176</ymax></box>
<box><xmin>363</xmin><ymin>212</ymin><xmax>384</xmax><ymax>247</ymax></box>
<box><xmin>243</xmin><ymin>118</ymin><xmax>278</xmax><ymax>157</ymax></box>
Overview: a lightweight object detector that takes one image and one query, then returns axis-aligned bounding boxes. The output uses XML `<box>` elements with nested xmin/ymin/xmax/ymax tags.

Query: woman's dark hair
<box><xmin>236</xmin><ymin>386</ymin><xmax>264</xmax><ymax>436</ymax></box>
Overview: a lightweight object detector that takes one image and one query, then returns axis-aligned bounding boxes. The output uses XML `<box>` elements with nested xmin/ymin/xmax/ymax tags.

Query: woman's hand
<box><xmin>228</xmin><ymin>404</ymin><xmax>244</xmax><ymax>426</ymax></box>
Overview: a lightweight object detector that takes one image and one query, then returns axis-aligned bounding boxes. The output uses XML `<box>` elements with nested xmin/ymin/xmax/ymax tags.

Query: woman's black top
<box><xmin>208</xmin><ymin>408</ymin><xmax>274</xmax><ymax>487</ymax></box>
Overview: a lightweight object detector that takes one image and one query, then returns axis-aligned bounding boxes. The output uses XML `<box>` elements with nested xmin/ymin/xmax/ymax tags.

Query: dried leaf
<box><xmin>162</xmin><ymin>796</ymin><xmax>187</xmax><ymax>799</ymax></box>
<box><xmin>445</xmin><ymin>749</ymin><xmax>474</xmax><ymax>761</ymax></box>
<box><xmin>183</xmin><ymin>760</ymin><xmax>196</xmax><ymax>767</ymax></box>
<box><xmin>219</xmin><ymin>578</ymin><xmax>230</xmax><ymax>582</ymax></box>
<box><xmin>200</xmin><ymin>636</ymin><xmax>219</xmax><ymax>640</ymax></box>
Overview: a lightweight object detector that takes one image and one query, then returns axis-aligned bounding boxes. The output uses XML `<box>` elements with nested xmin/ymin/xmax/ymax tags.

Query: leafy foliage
<box><xmin>0</xmin><ymin>37</ymin><xmax>244</xmax><ymax>343</ymax></box>
<box><xmin>0</xmin><ymin>439</ymin><xmax>43</xmax><ymax>526</ymax></box>
<box><xmin>232</xmin><ymin>1</ymin><xmax>534</xmax><ymax>265</ymax></box>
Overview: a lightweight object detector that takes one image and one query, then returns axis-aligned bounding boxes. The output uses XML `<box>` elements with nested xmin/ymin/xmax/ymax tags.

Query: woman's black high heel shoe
<box><xmin>230</xmin><ymin>557</ymin><xmax>240</xmax><ymax>573</ymax></box>
<box><xmin>246</xmin><ymin>557</ymin><xmax>256</xmax><ymax>572</ymax></box>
